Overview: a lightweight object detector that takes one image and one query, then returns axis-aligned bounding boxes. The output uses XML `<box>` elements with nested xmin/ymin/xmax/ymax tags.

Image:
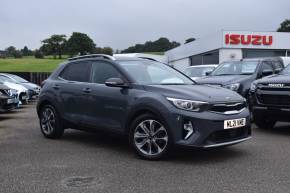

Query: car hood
<box><xmin>20</xmin><ymin>82</ymin><xmax>39</xmax><ymax>89</ymax></box>
<box><xmin>0</xmin><ymin>84</ymin><xmax>10</xmax><ymax>90</ymax></box>
<box><xmin>256</xmin><ymin>74</ymin><xmax>290</xmax><ymax>84</ymax></box>
<box><xmin>196</xmin><ymin>75</ymin><xmax>252</xmax><ymax>86</ymax></box>
<box><xmin>144</xmin><ymin>84</ymin><xmax>244</xmax><ymax>103</ymax></box>
<box><xmin>3</xmin><ymin>81</ymin><xmax>28</xmax><ymax>92</ymax></box>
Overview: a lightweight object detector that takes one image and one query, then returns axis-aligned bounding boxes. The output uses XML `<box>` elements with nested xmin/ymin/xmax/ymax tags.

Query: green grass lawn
<box><xmin>0</xmin><ymin>57</ymin><xmax>65</xmax><ymax>72</ymax></box>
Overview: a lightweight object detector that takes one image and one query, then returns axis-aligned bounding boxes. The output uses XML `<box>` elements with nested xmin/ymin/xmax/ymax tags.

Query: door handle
<box><xmin>82</xmin><ymin>88</ymin><xmax>92</xmax><ymax>93</ymax></box>
<box><xmin>53</xmin><ymin>84</ymin><xmax>60</xmax><ymax>89</ymax></box>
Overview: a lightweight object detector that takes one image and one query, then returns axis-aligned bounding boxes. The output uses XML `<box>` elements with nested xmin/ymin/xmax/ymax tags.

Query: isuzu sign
<box><xmin>225</xmin><ymin>34</ymin><xmax>273</xmax><ymax>46</ymax></box>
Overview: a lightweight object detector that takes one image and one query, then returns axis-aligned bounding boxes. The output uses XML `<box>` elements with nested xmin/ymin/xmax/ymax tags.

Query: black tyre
<box><xmin>129</xmin><ymin>113</ymin><xmax>172</xmax><ymax>160</ymax></box>
<box><xmin>19</xmin><ymin>93</ymin><xmax>28</xmax><ymax>105</ymax></box>
<box><xmin>39</xmin><ymin>104</ymin><xmax>64</xmax><ymax>139</ymax></box>
<box><xmin>253</xmin><ymin>114</ymin><xmax>276</xmax><ymax>129</ymax></box>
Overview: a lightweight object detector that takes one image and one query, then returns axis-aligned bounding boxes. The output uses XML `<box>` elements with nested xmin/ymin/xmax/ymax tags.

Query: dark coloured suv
<box><xmin>37</xmin><ymin>54</ymin><xmax>251</xmax><ymax>160</ymax></box>
<box><xmin>250</xmin><ymin>64</ymin><xmax>290</xmax><ymax>129</ymax></box>
<box><xmin>196</xmin><ymin>58</ymin><xmax>284</xmax><ymax>99</ymax></box>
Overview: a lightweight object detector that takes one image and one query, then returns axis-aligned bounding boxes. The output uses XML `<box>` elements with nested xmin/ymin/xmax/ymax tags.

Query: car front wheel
<box><xmin>130</xmin><ymin>114</ymin><xmax>172</xmax><ymax>160</ymax></box>
<box><xmin>39</xmin><ymin>104</ymin><xmax>64</xmax><ymax>139</ymax></box>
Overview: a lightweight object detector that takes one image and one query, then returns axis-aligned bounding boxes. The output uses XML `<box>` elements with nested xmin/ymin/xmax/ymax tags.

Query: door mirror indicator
<box><xmin>105</xmin><ymin>78</ymin><xmax>128</xmax><ymax>88</ymax></box>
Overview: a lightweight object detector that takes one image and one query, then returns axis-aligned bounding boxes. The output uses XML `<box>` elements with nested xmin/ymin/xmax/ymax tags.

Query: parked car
<box><xmin>0</xmin><ymin>76</ymin><xmax>28</xmax><ymax>105</ymax></box>
<box><xmin>0</xmin><ymin>84</ymin><xmax>18</xmax><ymax>112</ymax></box>
<box><xmin>37</xmin><ymin>54</ymin><xmax>251</xmax><ymax>160</ymax></box>
<box><xmin>196</xmin><ymin>58</ymin><xmax>284</xmax><ymax>98</ymax></box>
<box><xmin>183</xmin><ymin>64</ymin><xmax>218</xmax><ymax>80</ymax></box>
<box><xmin>0</xmin><ymin>73</ymin><xmax>41</xmax><ymax>100</ymax></box>
<box><xmin>249</xmin><ymin>64</ymin><xmax>290</xmax><ymax>129</ymax></box>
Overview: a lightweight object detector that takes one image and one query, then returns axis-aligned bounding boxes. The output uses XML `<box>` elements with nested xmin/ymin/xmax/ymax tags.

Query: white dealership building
<box><xmin>165</xmin><ymin>30</ymin><xmax>290</xmax><ymax>71</ymax></box>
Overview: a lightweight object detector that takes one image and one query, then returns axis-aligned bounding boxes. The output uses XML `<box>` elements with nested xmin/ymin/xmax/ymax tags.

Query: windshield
<box><xmin>184</xmin><ymin>66</ymin><xmax>215</xmax><ymax>77</ymax></box>
<box><xmin>211</xmin><ymin>61</ymin><xmax>258</xmax><ymax>76</ymax></box>
<box><xmin>9</xmin><ymin>74</ymin><xmax>28</xmax><ymax>83</ymax></box>
<box><xmin>0</xmin><ymin>75</ymin><xmax>17</xmax><ymax>83</ymax></box>
<box><xmin>118</xmin><ymin>60</ymin><xmax>194</xmax><ymax>85</ymax></box>
<box><xmin>280</xmin><ymin>65</ymin><xmax>290</xmax><ymax>75</ymax></box>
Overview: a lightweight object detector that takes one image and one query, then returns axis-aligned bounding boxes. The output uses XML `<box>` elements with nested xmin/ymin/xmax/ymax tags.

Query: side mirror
<box><xmin>261</xmin><ymin>69</ymin><xmax>273</xmax><ymax>77</ymax></box>
<box><xmin>274</xmin><ymin>68</ymin><xmax>283</xmax><ymax>73</ymax></box>
<box><xmin>105</xmin><ymin>78</ymin><xmax>128</xmax><ymax>88</ymax></box>
<box><xmin>205</xmin><ymin>71</ymin><xmax>211</xmax><ymax>76</ymax></box>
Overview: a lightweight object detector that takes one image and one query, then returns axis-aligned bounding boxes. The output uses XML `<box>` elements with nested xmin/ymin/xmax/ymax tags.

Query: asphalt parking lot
<box><xmin>1</xmin><ymin>103</ymin><xmax>290</xmax><ymax>193</ymax></box>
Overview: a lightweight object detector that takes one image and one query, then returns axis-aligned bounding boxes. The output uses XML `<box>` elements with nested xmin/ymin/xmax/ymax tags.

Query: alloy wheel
<box><xmin>41</xmin><ymin>107</ymin><xmax>56</xmax><ymax>135</ymax></box>
<box><xmin>133</xmin><ymin>119</ymin><xmax>168</xmax><ymax>156</ymax></box>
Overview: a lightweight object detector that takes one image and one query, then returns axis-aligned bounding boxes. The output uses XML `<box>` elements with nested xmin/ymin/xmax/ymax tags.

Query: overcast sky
<box><xmin>0</xmin><ymin>0</ymin><xmax>289</xmax><ymax>51</ymax></box>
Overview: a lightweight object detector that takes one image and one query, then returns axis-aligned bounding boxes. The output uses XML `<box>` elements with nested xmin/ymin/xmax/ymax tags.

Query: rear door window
<box><xmin>60</xmin><ymin>61</ymin><xmax>92</xmax><ymax>82</ymax></box>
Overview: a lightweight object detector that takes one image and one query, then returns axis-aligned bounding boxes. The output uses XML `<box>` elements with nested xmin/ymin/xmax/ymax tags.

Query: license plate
<box><xmin>224</xmin><ymin>118</ymin><xmax>246</xmax><ymax>129</ymax></box>
<box><xmin>7</xmin><ymin>98</ymin><xmax>15</xmax><ymax>104</ymax></box>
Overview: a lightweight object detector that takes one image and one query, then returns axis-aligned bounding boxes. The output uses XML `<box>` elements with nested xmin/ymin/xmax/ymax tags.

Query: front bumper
<box><xmin>250</xmin><ymin>90</ymin><xmax>290</xmax><ymax>122</ymax></box>
<box><xmin>165</xmin><ymin>107</ymin><xmax>251</xmax><ymax>148</ymax></box>
<box><xmin>0</xmin><ymin>97</ymin><xmax>17</xmax><ymax>112</ymax></box>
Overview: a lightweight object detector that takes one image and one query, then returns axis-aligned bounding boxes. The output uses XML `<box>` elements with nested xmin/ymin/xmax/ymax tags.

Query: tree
<box><xmin>5</xmin><ymin>46</ymin><xmax>16</xmax><ymax>57</ymax></box>
<box><xmin>34</xmin><ymin>49</ymin><xmax>44</xmax><ymax>59</ymax></box>
<box><xmin>41</xmin><ymin>34</ymin><xmax>67</xmax><ymax>59</ymax></box>
<box><xmin>94</xmin><ymin>47</ymin><xmax>114</xmax><ymax>56</ymax></box>
<box><xmin>185</xmin><ymin>38</ymin><xmax>196</xmax><ymax>44</ymax></box>
<box><xmin>121</xmin><ymin>37</ymin><xmax>180</xmax><ymax>53</ymax></box>
<box><xmin>277</xmin><ymin>19</ymin><xmax>290</xmax><ymax>32</ymax></box>
<box><xmin>13</xmin><ymin>50</ymin><xmax>23</xmax><ymax>58</ymax></box>
<box><xmin>21</xmin><ymin>46</ymin><xmax>33</xmax><ymax>56</ymax></box>
<box><xmin>66</xmin><ymin>32</ymin><xmax>96</xmax><ymax>56</ymax></box>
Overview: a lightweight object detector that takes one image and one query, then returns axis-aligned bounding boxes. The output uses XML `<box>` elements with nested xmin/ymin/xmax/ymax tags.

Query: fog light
<box><xmin>183</xmin><ymin>120</ymin><xmax>194</xmax><ymax>140</ymax></box>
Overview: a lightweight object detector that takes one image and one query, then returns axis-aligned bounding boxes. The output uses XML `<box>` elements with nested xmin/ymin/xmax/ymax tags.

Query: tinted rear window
<box><xmin>60</xmin><ymin>61</ymin><xmax>92</xmax><ymax>82</ymax></box>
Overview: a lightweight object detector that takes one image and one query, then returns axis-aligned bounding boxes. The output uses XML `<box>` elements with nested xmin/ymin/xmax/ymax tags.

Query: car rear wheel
<box><xmin>39</xmin><ymin>104</ymin><xmax>64</xmax><ymax>139</ymax></box>
<box><xmin>253</xmin><ymin>114</ymin><xmax>276</xmax><ymax>129</ymax></box>
<box><xmin>130</xmin><ymin>114</ymin><xmax>172</xmax><ymax>160</ymax></box>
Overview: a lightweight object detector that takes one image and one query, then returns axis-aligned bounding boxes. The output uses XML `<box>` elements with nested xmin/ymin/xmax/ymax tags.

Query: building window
<box><xmin>243</xmin><ymin>49</ymin><xmax>286</xmax><ymax>58</ymax></box>
<box><xmin>190</xmin><ymin>50</ymin><xmax>219</xmax><ymax>66</ymax></box>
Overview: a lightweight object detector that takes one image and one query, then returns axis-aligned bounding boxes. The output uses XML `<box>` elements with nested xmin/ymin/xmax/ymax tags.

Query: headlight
<box><xmin>224</xmin><ymin>83</ymin><xmax>240</xmax><ymax>91</ymax></box>
<box><xmin>167</xmin><ymin>97</ymin><xmax>208</xmax><ymax>112</ymax></box>
<box><xmin>250</xmin><ymin>83</ymin><xmax>257</xmax><ymax>92</ymax></box>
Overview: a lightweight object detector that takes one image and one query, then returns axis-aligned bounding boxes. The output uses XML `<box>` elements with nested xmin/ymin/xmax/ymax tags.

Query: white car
<box><xmin>184</xmin><ymin>64</ymin><xmax>218</xmax><ymax>80</ymax></box>
<box><xmin>0</xmin><ymin>76</ymin><xmax>28</xmax><ymax>105</ymax></box>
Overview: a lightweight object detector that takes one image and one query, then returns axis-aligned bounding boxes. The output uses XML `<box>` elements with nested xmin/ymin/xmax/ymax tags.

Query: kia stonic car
<box><xmin>250</xmin><ymin>64</ymin><xmax>290</xmax><ymax>129</ymax></box>
<box><xmin>196</xmin><ymin>58</ymin><xmax>284</xmax><ymax>99</ymax></box>
<box><xmin>37</xmin><ymin>54</ymin><xmax>251</xmax><ymax>160</ymax></box>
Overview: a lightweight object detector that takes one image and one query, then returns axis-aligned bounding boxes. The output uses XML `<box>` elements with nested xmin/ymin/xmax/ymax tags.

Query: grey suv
<box><xmin>37</xmin><ymin>55</ymin><xmax>251</xmax><ymax>160</ymax></box>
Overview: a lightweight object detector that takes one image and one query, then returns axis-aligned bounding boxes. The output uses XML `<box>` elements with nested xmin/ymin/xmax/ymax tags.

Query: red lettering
<box><xmin>230</xmin><ymin>34</ymin><xmax>240</xmax><ymax>45</ymax></box>
<box><xmin>241</xmin><ymin>35</ymin><xmax>251</xmax><ymax>45</ymax></box>
<box><xmin>252</xmin><ymin>35</ymin><xmax>262</xmax><ymax>45</ymax></box>
<box><xmin>225</xmin><ymin>34</ymin><xmax>230</xmax><ymax>44</ymax></box>
<box><xmin>225</xmin><ymin>34</ymin><xmax>273</xmax><ymax>46</ymax></box>
<box><xmin>263</xmin><ymin>36</ymin><xmax>273</xmax><ymax>45</ymax></box>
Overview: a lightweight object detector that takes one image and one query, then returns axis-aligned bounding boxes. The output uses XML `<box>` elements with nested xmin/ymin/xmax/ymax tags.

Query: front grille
<box><xmin>258</xmin><ymin>83</ymin><xmax>290</xmax><ymax>91</ymax></box>
<box><xmin>206</xmin><ymin>127</ymin><xmax>250</xmax><ymax>144</ymax></box>
<box><xmin>209</xmin><ymin>102</ymin><xmax>246</xmax><ymax>114</ymax></box>
<box><xmin>257</xmin><ymin>94</ymin><xmax>290</xmax><ymax>106</ymax></box>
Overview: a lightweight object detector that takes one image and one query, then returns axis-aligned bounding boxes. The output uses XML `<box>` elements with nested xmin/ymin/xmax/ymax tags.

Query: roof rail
<box><xmin>68</xmin><ymin>54</ymin><xmax>116</xmax><ymax>61</ymax></box>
